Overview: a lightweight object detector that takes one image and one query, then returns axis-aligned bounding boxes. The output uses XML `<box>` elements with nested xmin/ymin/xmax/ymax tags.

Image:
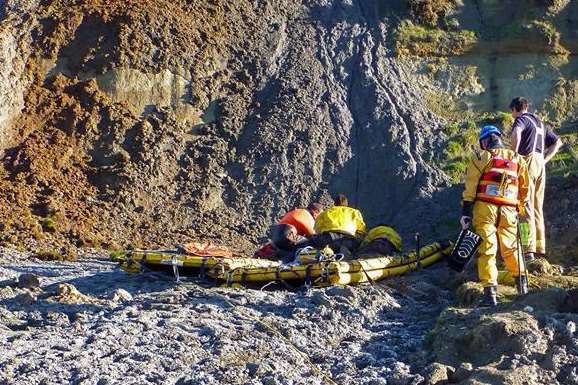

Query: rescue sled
<box><xmin>112</xmin><ymin>241</ymin><xmax>452</xmax><ymax>288</ymax></box>
<box><xmin>211</xmin><ymin>241</ymin><xmax>452</xmax><ymax>287</ymax></box>
<box><xmin>112</xmin><ymin>249</ymin><xmax>280</xmax><ymax>276</ymax></box>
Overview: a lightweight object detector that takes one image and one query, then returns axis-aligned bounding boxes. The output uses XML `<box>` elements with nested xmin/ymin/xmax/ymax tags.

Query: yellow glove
<box><xmin>517</xmin><ymin>203</ymin><xmax>527</xmax><ymax>219</ymax></box>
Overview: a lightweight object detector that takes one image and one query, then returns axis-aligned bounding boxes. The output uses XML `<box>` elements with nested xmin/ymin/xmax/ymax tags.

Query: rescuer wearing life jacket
<box><xmin>312</xmin><ymin>194</ymin><xmax>366</xmax><ymax>257</ymax></box>
<box><xmin>270</xmin><ymin>202</ymin><xmax>323</xmax><ymax>261</ymax></box>
<box><xmin>460</xmin><ymin>125</ymin><xmax>530</xmax><ymax>307</ymax></box>
<box><xmin>509</xmin><ymin>97</ymin><xmax>562</xmax><ymax>261</ymax></box>
<box><xmin>356</xmin><ymin>225</ymin><xmax>403</xmax><ymax>258</ymax></box>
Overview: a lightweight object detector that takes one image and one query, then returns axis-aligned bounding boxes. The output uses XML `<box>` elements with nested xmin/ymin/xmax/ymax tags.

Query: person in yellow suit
<box><xmin>460</xmin><ymin>125</ymin><xmax>530</xmax><ymax>307</ymax></box>
<box><xmin>312</xmin><ymin>194</ymin><xmax>366</xmax><ymax>256</ymax></box>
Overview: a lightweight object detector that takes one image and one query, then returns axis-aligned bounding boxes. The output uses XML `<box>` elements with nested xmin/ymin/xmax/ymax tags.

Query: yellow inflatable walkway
<box><xmin>211</xmin><ymin>241</ymin><xmax>452</xmax><ymax>287</ymax></box>
<box><xmin>112</xmin><ymin>250</ymin><xmax>279</xmax><ymax>276</ymax></box>
<box><xmin>112</xmin><ymin>241</ymin><xmax>452</xmax><ymax>287</ymax></box>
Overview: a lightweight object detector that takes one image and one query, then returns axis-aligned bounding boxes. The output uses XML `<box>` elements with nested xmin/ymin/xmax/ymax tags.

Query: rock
<box><xmin>15</xmin><ymin>292</ymin><xmax>37</xmax><ymax>305</ymax></box>
<box><xmin>542</xmin><ymin>345</ymin><xmax>568</xmax><ymax>371</ymax></box>
<box><xmin>110</xmin><ymin>288</ymin><xmax>133</xmax><ymax>302</ymax></box>
<box><xmin>228</xmin><ymin>296</ymin><xmax>248</xmax><ymax>306</ymax></box>
<box><xmin>46</xmin><ymin>311</ymin><xmax>70</xmax><ymax>327</ymax></box>
<box><xmin>421</xmin><ymin>362</ymin><xmax>454</xmax><ymax>384</ymax></box>
<box><xmin>449</xmin><ymin>362</ymin><xmax>473</xmax><ymax>383</ymax></box>
<box><xmin>311</xmin><ymin>292</ymin><xmax>332</xmax><ymax>307</ymax></box>
<box><xmin>517</xmin><ymin>287</ymin><xmax>567</xmax><ymax>312</ymax></box>
<box><xmin>567</xmin><ymin>321</ymin><xmax>576</xmax><ymax>336</ymax></box>
<box><xmin>261</xmin><ymin>376</ymin><xmax>279</xmax><ymax>385</ymax></box>
<box><xmin>463</xmin><ymin>364</ymin><xmax>553</xmax><ymax>385</ymax></box>
<box><xmin>245</xmin><ymin>362</ymin><xmax>259</xmax><ymax>377</ymax></box>
<box><xmin>17</xmin><ymin>273</ymin><xmax>40</xmax><ymax>289</ymax></box>
<box><xmin>432</xmin><ymin>309</ymin><xmax>548</xmax><ymax>367</ymax></box>
<box><xmin>326</xmin><ymin>286</ymin><xmax>356</xmax><ymax>299</ymax></box>
<box><xmin>26</xmin><ymin>311</ymin><xmax>44</xmax><ymax>327</ymax></box>
<box><xmin>527</xmin><ymin>258</ymin><xmax>555</xmax><ymax>276</ymax></box>
<box><xmin>0</xmin><ymin>286</ymin><xmax>15</xmax><ymax>299</ymax></box>
<box><xmin>562</xmin><ymin>288</ymin><xmax>578</xmax><ymax>313</ymax></box>
<box><xmin>51</xmin><ymin>283</ymin><xmax>100</xmax><ymax>304</ymax></box>
<box><xmin>455</xmin><ymin>281</ymin><xmax>483</xmax><ymax>306</ymax></box>
<box><xmin>447</xmin><ymin>18</ymin><xmax>460</xmax><ymax>30</ymax></box>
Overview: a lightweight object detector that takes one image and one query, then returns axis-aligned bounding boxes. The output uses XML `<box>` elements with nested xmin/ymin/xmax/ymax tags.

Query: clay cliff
<box><xmin>0</xmin><ymin>0</ymin><xmax>576</xmax><ymax>258</ymax></box>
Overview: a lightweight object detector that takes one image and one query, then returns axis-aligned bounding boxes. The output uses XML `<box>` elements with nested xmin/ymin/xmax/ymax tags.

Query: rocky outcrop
<box><xmin>0</xmin><ymin>0</ymin><xmax>576</xmax><ymax>256</ymax></box>
<box><xmin>0</xmin><ymin>0</ymin><xmax>454</xmax><ymax>251</ymax></box>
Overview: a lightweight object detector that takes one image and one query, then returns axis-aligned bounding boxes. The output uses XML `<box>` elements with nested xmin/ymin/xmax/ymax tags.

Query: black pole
<box><xmin>516</xmin><ymin>216</ymin><xmax>527</xmax><ymax>291</ymax></box>
<box><xmin>415</xmin><ymin>232</ymin><xmax>421</xmax><ymax>270</ymax></box>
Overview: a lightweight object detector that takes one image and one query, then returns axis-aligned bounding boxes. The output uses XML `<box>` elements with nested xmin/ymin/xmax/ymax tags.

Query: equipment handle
<box><xmin>415</xmin><ymin>233</ymin><xmax>422</xmax><ymax>270</ymax></box>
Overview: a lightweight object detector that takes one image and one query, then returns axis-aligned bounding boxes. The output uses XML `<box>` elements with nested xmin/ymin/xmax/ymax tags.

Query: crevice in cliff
<box><xmin>355</xmin><ymin>0</ymin><xmax>423</xmax><ymax>224</ymax></box>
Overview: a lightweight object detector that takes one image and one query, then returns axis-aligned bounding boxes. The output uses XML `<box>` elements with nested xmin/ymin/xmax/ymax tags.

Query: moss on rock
<box><xmin>395</xmin><ymin>21</ymin><xmax>477</xmax><ymax>57</ymax></box>
<box><xmin>407</xmin><ymin>0</ymin><xmax>459</xmax><ymax>27</ymax></box>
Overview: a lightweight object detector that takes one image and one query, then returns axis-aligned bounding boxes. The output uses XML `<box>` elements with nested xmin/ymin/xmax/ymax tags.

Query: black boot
<box><xmin>479</xmin><ymin>286</ymin><xmax>498</xmax><ymax>307</ymax></box>
<box><xmin>524</xmin><ymin>252</ymin><xmax>535</xmax><ymax>262</ymax></box>
<box><xmin>516</xmin><ymin>275</ymin><xmax>528</xmax><ymax>295</ymax></box>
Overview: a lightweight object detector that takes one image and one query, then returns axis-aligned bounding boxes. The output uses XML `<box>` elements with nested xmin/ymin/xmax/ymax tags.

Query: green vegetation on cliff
<box><xmin>395</xmin><ymin>21</ymin><xmax>477</xmax><ymax>57</ymax></box>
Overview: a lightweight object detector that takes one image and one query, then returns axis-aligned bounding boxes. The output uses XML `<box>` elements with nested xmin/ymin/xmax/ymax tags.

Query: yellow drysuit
<box><xmin>462</xmin><ymin>147</ymin><xmax>529</xmax><ymax>287</ymax></box>
<box><xmin>361</xmin><ymin>226</ymin><xmax>402</xmax><ymax>252</ymax></box>
<box><xmin>314</xmin><ymin>206</ymin><xmax>366</xmax><ymax>237</ymax></box>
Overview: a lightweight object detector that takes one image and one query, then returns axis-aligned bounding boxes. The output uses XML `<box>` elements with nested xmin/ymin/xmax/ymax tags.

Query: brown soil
<box><xmin>0</xmin><ymin>0</ymin><xmax>245</xmax><ymax>253</ymax></box>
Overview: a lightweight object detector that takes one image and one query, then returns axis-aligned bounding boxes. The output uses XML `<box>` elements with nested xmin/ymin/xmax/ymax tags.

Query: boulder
<box><xmin>17</xmin><ymin>274</ymin><xmax>40</xmax><ymax>289</ymax></box>
<box><xmin>431</xmin><ymin>308</ymin><xmax>548</xmax><ymax>367</ymax></box>
<box><xmin>421</xmin><ymin>362</ymin><xmax>454</xmax><ymax>384</ymax></box>
<box><xmin>15</xmin><ymin>292</ymin><xmax>37</xmax><ymax>305</ymax></box>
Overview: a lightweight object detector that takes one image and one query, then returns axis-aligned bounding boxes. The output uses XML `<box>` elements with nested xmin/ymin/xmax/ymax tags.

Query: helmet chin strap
<box><xmin>480</xmin><ymin>139</ymin><xmax>488</xmax><ymax>150</ymax></box>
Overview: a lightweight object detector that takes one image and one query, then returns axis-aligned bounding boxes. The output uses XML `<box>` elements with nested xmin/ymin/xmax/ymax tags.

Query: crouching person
<box><xmin>270</xmin><ymin>202</ymin><xmax>323</xmax><ymax>262</ymax></box>
<box><xmin>270</xmin><ymin>224</ymin><xmax>311</xmax><ymax>263</ymax></box>
<box><xmin>356</xmin><ymin>225</ymin><xmax>402</xmax><ymax>258</ymax></box>
<box><xmin>460</xmin><ymin>125</ymin><xmax>530</xmax><ymax>307</ymax></box>
<box><xmin>311</xmin><ymin>194</ymin><xmax>366</xmax><ymax>258</ymax></box>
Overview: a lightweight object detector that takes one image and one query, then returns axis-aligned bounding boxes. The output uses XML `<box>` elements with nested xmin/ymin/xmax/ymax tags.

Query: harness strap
<box><xmin>199</xmin><ymin>257</ymin><xmax>208</xmax><ymax>279</ymax></box>
<box><xmin>275</xmin><ymin>268</ymin><xmax>298</xmax><ymax>291</ymax></box>
<box><xmin>526</xmin><ymin>114</ymin><xmax>545</xmax><ymax>154</ymax></box>
<box><xmin>305</xmin><ymin>265</ymin><xmax>313</xmax><ymax>287</ymax></box>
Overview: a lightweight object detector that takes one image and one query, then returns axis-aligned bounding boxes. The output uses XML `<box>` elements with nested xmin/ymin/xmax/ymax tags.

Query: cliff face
<box><xmin>0</xmin><ymin>0</ymin><xmax>576</xmax><ymax>257</ymax></box>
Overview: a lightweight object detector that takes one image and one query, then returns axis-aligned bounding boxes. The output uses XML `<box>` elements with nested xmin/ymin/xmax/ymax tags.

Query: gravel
<box><xmin>0</xmin><ymin>247</ymin><xmax>452</xmax><ymax>385</ymax></box>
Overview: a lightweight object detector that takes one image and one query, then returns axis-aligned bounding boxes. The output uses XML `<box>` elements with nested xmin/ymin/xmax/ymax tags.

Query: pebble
<box><xmin>17</xmin><ymin>274</ymin><xmax>40</xmax><ymax>289</ymax></box>
<box><xmin>110</xmin><ymin>288</ymin><xmax>133</xmax><ymax>302</ymax></box>
<box><xmin>310</xmin><ymin>292</ymin><xmax>332</xmax><ymax>307</ymax></box>
<box><xmin>15</xmin><ymin>292</ymin><xmax>37</xmax><ymax>305</ymax></box>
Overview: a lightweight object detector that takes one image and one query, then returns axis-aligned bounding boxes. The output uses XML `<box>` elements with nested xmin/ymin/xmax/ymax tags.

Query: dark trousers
<box><xmin>270</xmin><ymin>224</ymin><xmax>312</xmax><ymax>263</ymax></box>
<box><xmin>356</xmin><ymin>238</ymin><xmax>398</xmax><ymax>258</ymax></box>
<box><xmin>310</xmin><ymin>232</ymin><xmax>360</xmax><ymax>256</ymax></box>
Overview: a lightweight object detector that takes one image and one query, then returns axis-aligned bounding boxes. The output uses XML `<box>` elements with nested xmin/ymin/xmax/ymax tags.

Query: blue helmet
<box><xmin>479</xmin><ymin>125</ymin><xmax>501</xmax><ymax>141</ymax></box>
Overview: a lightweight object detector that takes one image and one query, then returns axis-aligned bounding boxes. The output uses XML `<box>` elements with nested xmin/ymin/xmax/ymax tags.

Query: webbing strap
<box><xmin>171</xmin><ymin>255</ymin><xmax>180</xmax><ymax>283</ymax></box>
<box><xmin>304</xmin><ymin>265</ymin><xmax>313</xmax><ymax>288</ymax></box>
<box><xmin>527</xmin><ymin>114</ymin><xmax>545</xmax><ymax>154</ymax></box>
<box><xmin>199</xmin><ymin>257</ymin><xmax>208</xmax><ymax>279</ymax></box>
<box><xmin>275</xmin><ymin>268</ymin><xmax>298</xmax><ymax>291</ymax></box>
